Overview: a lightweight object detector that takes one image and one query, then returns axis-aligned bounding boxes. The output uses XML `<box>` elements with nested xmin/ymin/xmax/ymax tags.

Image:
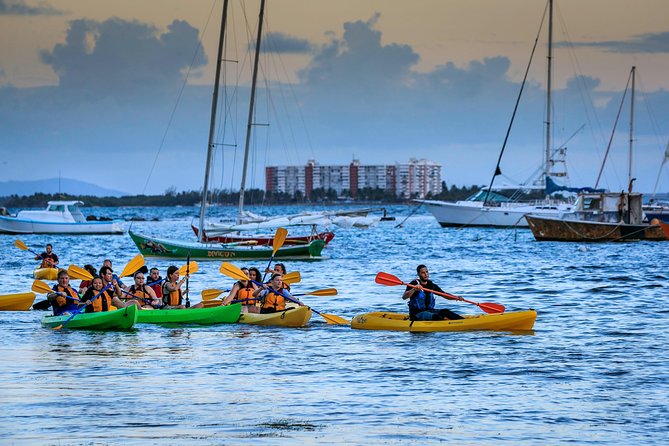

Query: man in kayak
<box><xmin>47</xmin><ymin>270</ymin><xmax>81</xmax><ymax>316</ymax></box>
<box><xmin>402</xmin><ymin>265</ymin><xmax>463</xmax><ymax>321</ymax></box>
<box><xmin>147</xmin><ymin>267</ymin><xmax>163</xmax><ymax>299</ymax></box>
<box><xmin>35</xmin><ymin>243</ymin><xmax>59</xmax><ymax>268</ymax></box>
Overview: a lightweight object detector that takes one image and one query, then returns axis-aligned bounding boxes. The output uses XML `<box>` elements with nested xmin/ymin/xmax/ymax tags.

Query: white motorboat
<box><xmin>0</xmin><ymin>201</ymin><xmax>125</xmax><ymax>234</ymax></box>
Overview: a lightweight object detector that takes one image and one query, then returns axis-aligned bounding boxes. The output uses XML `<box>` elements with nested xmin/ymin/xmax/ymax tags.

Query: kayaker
<box><xmin>81</xmin><ymin>276</ymin><xmax>116</xmax><ymax>313</ymax></box>
<box><xmin>147</xmin><ymin>267</ymin><xmax>163</xmax><ymax>299</ymax></box>
<box><xmin>248</xmin><ymin>267</ymin><xmax>262</xmax><ymax>285</ymax></box>
<box><xmin>222</xmin><ymin>267</ymin><xmax>259</xmax><ymax>313</ymax></box>
<box><xmin>77</xmin><ymin>264</ymin><xmax>98</xmax><ymax>294</ymax></box>
<box><xmin>35</xmin><ymin>243</ymin><xmax>59</xmax><ymax>268</ymax></box>
<box><xmin>125</xmin><ymin>271</ymin><xmax>161</xmax><ymax>309</ymax></box>
<box><xmin>99</xmin><ymin>266</ymin><xmax>141</xmax><ymax>309</ymax></box>
<box><xmin>102</xmin><ymin>259</ymin><xmax>125</xmax><ymax>288</ymax></box>
<box><xmin>265</xmin><ymin>263</ymin><xmax>291</xmax><ymax>291</ymax></box>
<box><xmin>254</xmin><ymin>273</ymin><xmax>300</xmax><ymax>314</ymax></box>
<box><xmin>47</xmin><ymin>270</ymin><xmax>81</xmax><ymax>316</ymax></box>
<box><xmin>402</xmin><ymin>265</ymin><xmax>464</xmax><ymax>321</ymax></box>
<box><xmin>162</xmin><ymin>265</ymin><xmax>203</xmax><ymax>309</ymax></box>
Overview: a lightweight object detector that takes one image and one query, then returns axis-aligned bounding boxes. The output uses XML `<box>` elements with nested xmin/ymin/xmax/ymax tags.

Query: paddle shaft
<box><xmin>54</xmin><ymin>284</ymin><xmax>112</xmax><ymax>330</ymax></box>
<box><xmin>185</xmin><ymin>253</ymin><xmax>191</xmax><ymax>307</ymax></box>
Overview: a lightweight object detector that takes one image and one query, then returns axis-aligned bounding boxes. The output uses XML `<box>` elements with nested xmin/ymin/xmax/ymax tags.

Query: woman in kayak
<box><xmin>402</xmin><ymin>265</ymin><xmax>463</xmax><ymax>321</ymax></box>
<box><xmin>124</xmin><ymin>271</ymin><xmax>161</xmax><ymax>309</ymax></box>
<box><xmin>253</xmin><ymin>273</ymin><xmax>302</xmax><ymax>314</ymax></box>
<box><xmin>81</xmin><ymin>275</ymin><xmax>116</xmax><ymax>313</ymax></box>
<box><xmin>48</xmin><ymin>270</ymin><xmax>81</xmax><ymax>316</ymax></box>
<box><xmin>222</xmin><ymin>267</ymin><xmax>259</xmax><ymax>313</ymax></box>
<box><xmin>265</xmin><ymin>263</ymin><xmax>291</xmax><ymax>291</ymax></box>
<box><xmin>162</xmin><ymin>265</ymin><xmax>203</xmax><ymax>309</ymax></box>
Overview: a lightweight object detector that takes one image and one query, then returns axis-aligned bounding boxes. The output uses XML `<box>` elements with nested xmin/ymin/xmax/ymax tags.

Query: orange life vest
<box><xmin>88</xmin><ymin>288</ymin><xmax>114</xmax><ymax>313</ymax></box>
<box><xmin>261</xmin><ymin>287</ymin><xmax>286</xmax><ymax>312</ymax></box>
<box><xmin>162</xmin><ymin>282</ymin><xmax>182</xmax><ymax>306</ymax></box>
<box><xmin>237</xmin><ymin>281</ymin><xmax>257</xmax><ymax>306</ymax></box>
<box><xmin>54</xmin><ymin>285</ymin><xmax>79</xmax><ymax>307</ymax></box>
<box><xmin>128</xmin><ymin>285</ymin><xmax>150</xmax><ymax>303</ymax></box>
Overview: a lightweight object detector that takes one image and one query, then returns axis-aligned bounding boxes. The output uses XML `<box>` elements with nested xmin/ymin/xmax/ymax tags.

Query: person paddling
<box><xmin>253</xmin><ymin>273</ymin><xmax>302</xmax><ymax>314</ymax></box>
<box><xmin>222</xmin><ymin>267</ymin><xmax>259</xmax><ymax>313</ymax></box>
<box><xmin>162</xmin><ymin>265</ymin><xmax>203</xmax><ymax>309</ymax></box>
<box><xmin>147</xmin><ymin>267</ymin><xmax>163</xmax><ymax>299</ymax></box>
<box><xmin>47</xmin><ymin>270</ymin><xmax>81</xmax><ymax>316</ymax></box>
<box><xmin>36</xmin><ymin>243</ymin><xmax>59</xmax><ymax>268</ymax></box>
<box><xmin>402</xmin><ymin>265</ymin><xmax>464</xmax><ymax>321</ymax></box>
<box><xmin>125</xmin><ymin>271</ymin><xmax>161</xmax><ymax>309</ymax></box>
<box><xmin>99</xmin><ymin>266</ymin><xmax>141</xmax><ymax>309</ymax></box>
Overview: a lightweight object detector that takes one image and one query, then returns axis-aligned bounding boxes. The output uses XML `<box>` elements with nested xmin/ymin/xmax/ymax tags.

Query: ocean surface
<box><xmin>1</xmin><ymin>204</ymin><xmax>667</xmax><ymax>445</ymax></box>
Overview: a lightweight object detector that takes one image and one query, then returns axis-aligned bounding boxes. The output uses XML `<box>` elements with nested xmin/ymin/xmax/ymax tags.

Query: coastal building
<box><xmin>265</xmin><ymin>158</ymin><xmax>441</xmax><ymax>199</ymax></box>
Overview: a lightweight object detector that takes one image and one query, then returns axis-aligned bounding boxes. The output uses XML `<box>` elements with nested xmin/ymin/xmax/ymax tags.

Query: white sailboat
<box><xmin>422</xmin><ymin>0</ymin><xmax>575</xmax><ymax>228</ymax></box>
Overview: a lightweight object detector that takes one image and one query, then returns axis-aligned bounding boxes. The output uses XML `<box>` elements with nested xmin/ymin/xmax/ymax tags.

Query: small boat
<box><xmin>0</xmin><ymin>201</ymin><xmax>125</xmax><ymax>234</ymax></box>
<box><xmin>0</xmin><ymin>292</ymin><xmax>36</xmax><ymax>311</ymax></box>
<box><xmin>40</xmin><ymin>305</ymin><xmax>138</xmax><ymax>330</ymax></box>
<box><xmin>129</xmin><ymin>230</ymin><xmax>325</xmax><ymax>260</ymax></box>
<box><xmin>192</xmin><ymin>224</ymin><xmax>335</xmax><ymax>246</ymax></box>
<box><xmin>350</xmin><ymin>310</ymin><xmax>537</xmax><ymax>332</ymax></box>
<box><xmin>33</xmin><ymin>267</ymin><xmax>59</xmax><ymax>280</ymax></box>
<box><xmin>136</xmin><ymin>303</ymin><xmax>241</xmax><ymax>325</ymax></box>
<box><xmin>238</xmin><ymin>306</ymin><xmax>312</xmax><ymax>327</ymax></box>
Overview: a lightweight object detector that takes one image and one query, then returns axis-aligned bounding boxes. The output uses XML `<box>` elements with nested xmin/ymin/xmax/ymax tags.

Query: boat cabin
<box><xmin>16</xmin><ymin>201</ymin><xmax>88</xmax><ymax>223</ymax></box>
<box><xmin>573</xmin><ymin>192</ymin><xmax>643</xmax><ymax>224</ymax></box>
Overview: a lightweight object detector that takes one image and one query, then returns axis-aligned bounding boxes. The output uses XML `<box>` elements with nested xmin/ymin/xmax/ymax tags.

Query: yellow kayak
<box><xmin>238</xmin><ymin>306</ymin><xmax>312</xmax><ymax>327</ymax></box>
<box><xmin>0</xmin><ymin>292</ymin><xmax>37</xmax><ymax>311</ymax></box>
<box><xmin>33</xmin><ymin>268</ymin><xmax>59</xmax><ymax>280</ymax></box>
<box><xmin>351</xmin><ymin>310</ymin><xmax>537</xmax><ymax>332</ymax></box>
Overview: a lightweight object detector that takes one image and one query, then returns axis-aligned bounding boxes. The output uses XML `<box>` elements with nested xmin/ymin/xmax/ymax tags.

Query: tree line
<box><xmin>0</xmin><ymin>183</ymin><xmax>486</xmax><ymax>208</ymax></box>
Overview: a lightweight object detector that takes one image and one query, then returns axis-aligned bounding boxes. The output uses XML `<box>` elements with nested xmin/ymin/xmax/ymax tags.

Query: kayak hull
<box><xmin>129</xmin><ymin>230</ymin><xmax>325</xmax><ymax>260</ymax></box>
<box><xmin>33</xmin><ymin>267</ymin><xmax>59</xmax><ymax>280</ymax></box>
<box><xmin>351</xmin><ymin>310</ymin><xmax>537</xmax><ymax>332</ymax></box>
<box><xmin>40</xmin><ymin>305</ymin><xmax>138</xmax><ymax>330</ymax></box>
<box><xmin>137</xmin><ymin>303</ymin><xmax>241</xmax><ymax>325</ymax></box>
<box><xmin>238</xmin><ymin>306</ymin><xmax>312</xmax><ymax>327</ymax></box>
<box><xmin>0</xmin><ymin>292</ymin><xmax>37</xmax><ymax>311</ymax></box>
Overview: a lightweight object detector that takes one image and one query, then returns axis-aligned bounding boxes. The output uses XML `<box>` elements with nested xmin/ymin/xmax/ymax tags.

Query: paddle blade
<box><xmin>479</xmin><ymin>302</ymin><xmax>506</xmax><ymax>314</ymax></box>
<box><xmin>272</xmin><ymin>227</ymin><xmax>288</xmax><ymax>255</ymax></box>
<box><xmin>68</xmin><ymin>264</ymin><xmax>93</xmax><ymax>281</ymax></box>
<box><xmin>375</xmin><ymin>272</ymin><xmax>404</xmax><ymax>287</ymax></box>
<box><xmin>201</xmin><ymin>289</ymin><xmax>225</xmax><ymax>300</ymax></box>
<box><xmin>32</xmin><ymin>279</ymin><xmax>53</xmax><ymax>294</ymax></box>
<box><xmin>14</xmin><ymin>239</ymin><xmax>29</xmax><ymax>251</ymax></box>
<box><xmin>202</xmin><ymin>299</ymin><xmax>223</xmax><ymax>308</ymax></box>
<box><xmin>304</xmin><ymin>288</ymin><xmax>338</xmax><ymax>297</ymax></box>
<box><xmin>179</xmin><ymin>261</ymin><xmax>198</xmax><ymax>276</ymax></box>
<box><xmin>119</xmin><ymin>254</ymin><xmax>145</xmax><ymax>278</ymax></box>
<box><xmin>219</xmin><ymin>262</ymin><xmax>248</xmax><ymax>282</ymax></box>
<box><xmin>320</xmin><ymin>313</ymin><xmax>349</xmax><ymax>325</ymax></box>
<box><xmin>282</xmin><ymin>271</ymin><xmax>301</xmax><ymax>285</ymax></box>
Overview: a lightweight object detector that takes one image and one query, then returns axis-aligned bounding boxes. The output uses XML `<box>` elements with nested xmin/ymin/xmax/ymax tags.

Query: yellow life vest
<box><xmin>162</xmin><ymin>282</ymin><xmax>182</xmax><ymax>306</ymax></box>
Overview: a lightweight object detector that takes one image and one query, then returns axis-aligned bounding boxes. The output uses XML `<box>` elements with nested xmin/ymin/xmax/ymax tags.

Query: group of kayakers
<box><xmin>222</xmin><ymin>263</ymin><xmax>300</xmax><ymax>314</ymax></box>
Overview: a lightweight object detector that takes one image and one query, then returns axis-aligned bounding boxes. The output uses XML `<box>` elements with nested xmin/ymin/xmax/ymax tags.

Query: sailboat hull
<box><xmin>128</xmin><ymin>231</ymin><xmax>325</xmax><ymax>260</ymax></box>
<box><xmin>191</xmin><ymin>225</ymin><xmax>335</xmax><ymax>246</ymax></box>
<box><xmin>525</xmin><ymin>215</ymin><xmax>668</xmax><ymax>242</ymax></box>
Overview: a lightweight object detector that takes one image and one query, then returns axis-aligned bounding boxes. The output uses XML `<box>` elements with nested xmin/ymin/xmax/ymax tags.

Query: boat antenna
<box><xmin>544</xmin><ymin>0</ymin><xmax>553</xmax><ymax>195</ymax></box>
<box><xmin>237</xmin><ymin>0</ymin><xmax>266</xmax><ymax>224</ymax></box>
<box><xmin>198</xmin><ymin>0</ymin><xmax>230</xmax><ymax>242</ymax></box>
<box><xmin>628</xmin><ymin>66</ymin><xmax>635</xmax><ymax>193</ymax></box>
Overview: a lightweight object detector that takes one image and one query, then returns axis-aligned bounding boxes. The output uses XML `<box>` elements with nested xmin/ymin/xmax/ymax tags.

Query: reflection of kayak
<box><xmin>238</xmin><ymin>306</ymin><xmax>312</xmax><ymax>327</ymax></box>
<box><xmin>351</xmin><ymin>310</ymin><xmax>537</xmax><ymax>332</ymax></box>
<box><xmin>33</xmin><ymin>267</ymin><xmax>59</xmax><ymax>280</ymax></box>
<box><xmin>136</xmin><ymin>303</ymin><xmax>241</xmax><ymax>325</ymax></box>
<box><xmin>40</xmin><ymin>305</ymin><xmax>138</xmax><ymax>330</ymax></box>
<box><xmin>0</xmin><ymin>292</ymin><xmax>37</xmax><ymax>311</ymax></box>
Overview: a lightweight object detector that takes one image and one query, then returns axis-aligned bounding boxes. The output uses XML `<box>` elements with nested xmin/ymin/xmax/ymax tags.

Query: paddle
<box><xmin>15</xmin><ymin>239</ymin><xmax>56</xmax><ymax>267</ymax></box>
<box><xmin>220</xmin><ymin>262</ymin><xmax>348</xmax><ymax>325</ymax></box>
<box><xmin>375</xmin><ymin>272</ymin><xmax>506</xmax><ymax>314</ymax></box>
<box><xmin>31</xmin><ymin>279</ymin><xmax>55</xmax><ymax>309</ymax></box>
<box><xmin>53</xmin><ymin>255</ymin><xmax>145</xmax><ymax>330</ymax></box>
<box><xmin>185</xmin><ymin>253</ymin><xmax>191</xmax><ymax>308</ymax></box>
<box><xmin>202</xmin><ymin>286</ymin><xmax>335</xmax><ymax>301</ymax></box>
<box><xmin>179</xmin><ymin>261</ymin><xmax>198</xmax><ymax>276</ymax></box>
<box><xmin>261</xmin><ymin>227</ymin><xmax>288</xmax><ymax>281</ymax></box>
<box><xmin>282</xmin><ymin>271</ymin><xmax>301</xmax><ymax>285</ymax></box>
<box><xmin>201</xmin><ymin>288</ymin><xmax>231</xmax><ymax>300</ymax></box>
<box><xmin>68</xmin><ymin>264</ymin><xmax>94</xmax><ymax>281</ymax></box>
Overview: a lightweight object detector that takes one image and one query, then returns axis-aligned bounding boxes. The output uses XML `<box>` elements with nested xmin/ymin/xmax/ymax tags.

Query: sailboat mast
<box><xmin>544</xmin><ymin>0</ymin><xmax>553</xmax><ymax>188</ymax></box>
<box><xmin>198</xmin><ymin>0</ymin><xmax>230</xmax><ymax>242</ymax></box>
<box><xmin>628</xmin><ymin>66</ymin><xmax>635</xmax><ymax>193</ymax></box>
<box><xmin>237</xmin><ymin>0</ymin><xmax>266</xmax><ymax>224</ymax></box>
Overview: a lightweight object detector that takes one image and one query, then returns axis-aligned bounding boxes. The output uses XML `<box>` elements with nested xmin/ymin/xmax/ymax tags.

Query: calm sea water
<box><xmin>1</xmin><ymin>205</ymin><xmax>668</xmax><ymax>445</ymax></box>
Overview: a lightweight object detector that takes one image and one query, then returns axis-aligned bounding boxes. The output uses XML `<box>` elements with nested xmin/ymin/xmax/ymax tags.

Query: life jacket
<box><xmin>86</xmin><ymin>288</ymin><xmax>114</xmax><ymax>313</ymax></box>
<box><xmin>148</xmin><ymin>279</ymin><xmax>163</xmax><ymax>298</ymax></box>
<box><xmin>162</xmin><ymin>282</ymin><xmax>182</xmax><ymax>306</ymax></box>
<box><xmin>237</xmin><ymin>281</ymin><xmax>257</xmax><ymax>306</ymax></box>
<box><xmin>261</xmin><ymin>287</ymin><xmax>287</xmax><ymax>312</ymax></box>
<box><xmin>40</xmin><ymin>253</ymin><xmax>57</xmax><ymax>268</ymax></box>
<box><xmin>408</xmin><ymin>284</ymin><xmax>435</xmax><ymax>315</ymax></box>
<box><xmin>51</xmin><ymin>284</ymin><xmax>79</xmax><ymax>315</ymax></box>
<box><xmin>128</xmin><ymin>285</ymin><xmax>150</xmax><ymax>303</ymax></box>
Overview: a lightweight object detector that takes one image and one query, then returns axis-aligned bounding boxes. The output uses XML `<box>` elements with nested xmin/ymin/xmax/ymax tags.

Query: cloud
<box><xmin>0</xmin><ymin>0</ymin><xmax>63</xmax><ymax>15</ymax></box>
<box><xmin>556</xmin><ymin>31</ymin><xmax>669</xmax><ymax>53</ymax></box>
<box><xmin>263</xmin><ymin>31</ymin><xmax>312</xmax><ymax>54</ymax></box>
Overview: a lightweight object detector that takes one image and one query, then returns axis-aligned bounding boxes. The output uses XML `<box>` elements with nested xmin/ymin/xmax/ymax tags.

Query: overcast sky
<box><xmin>1</xmin><ymin>0</ymin><xmax>669</xmax><ymax>195</ymax></box>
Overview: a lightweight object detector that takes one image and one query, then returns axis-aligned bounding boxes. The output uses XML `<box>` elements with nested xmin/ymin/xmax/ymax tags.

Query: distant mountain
<box><xmin>0</xmin><ymin>178</ymin><xmax>128</xmax><ymax>197</ymax></box>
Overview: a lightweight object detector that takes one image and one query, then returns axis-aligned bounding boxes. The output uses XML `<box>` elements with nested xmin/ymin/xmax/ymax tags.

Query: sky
<box><xmin>1</xmin><ymin>0</ymin><xmax>669</xmax><ymax>196</ymax></box>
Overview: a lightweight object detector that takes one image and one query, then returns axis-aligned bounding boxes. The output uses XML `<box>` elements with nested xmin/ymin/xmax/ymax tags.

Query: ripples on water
<box><xmin>1</xmin><ymin>205</ymin><xmax>668</xmax><ymax>444</ymax></box>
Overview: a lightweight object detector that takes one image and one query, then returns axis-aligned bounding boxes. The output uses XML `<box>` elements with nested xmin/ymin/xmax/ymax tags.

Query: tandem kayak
<box><xmin>40</xmin><ymin>305</ymin><xmax>138</xmax><ymax>330</ymax></box>
<box><xmin>33</xmin><ymin>267</ymin><xmax>59</xmax><ymax>280</ymax></box>
<box><xmin>0</xmin><ymin>292</ymin><xmax>37</xmax><ymax>311</ymax></box>
<box><xmin>238</xmin><ymin>306</ymin><xmax>312</xmax><ymax>327</ymax></box>
<box><xmin>350</xmin><ymin>310</ymin><xmax>537</xmax><ymax>332</ymax></box>
<box><xmin>136</xmin><ymin>303</ymin><xmax>241</xmax><ymax>325</ymax></box>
